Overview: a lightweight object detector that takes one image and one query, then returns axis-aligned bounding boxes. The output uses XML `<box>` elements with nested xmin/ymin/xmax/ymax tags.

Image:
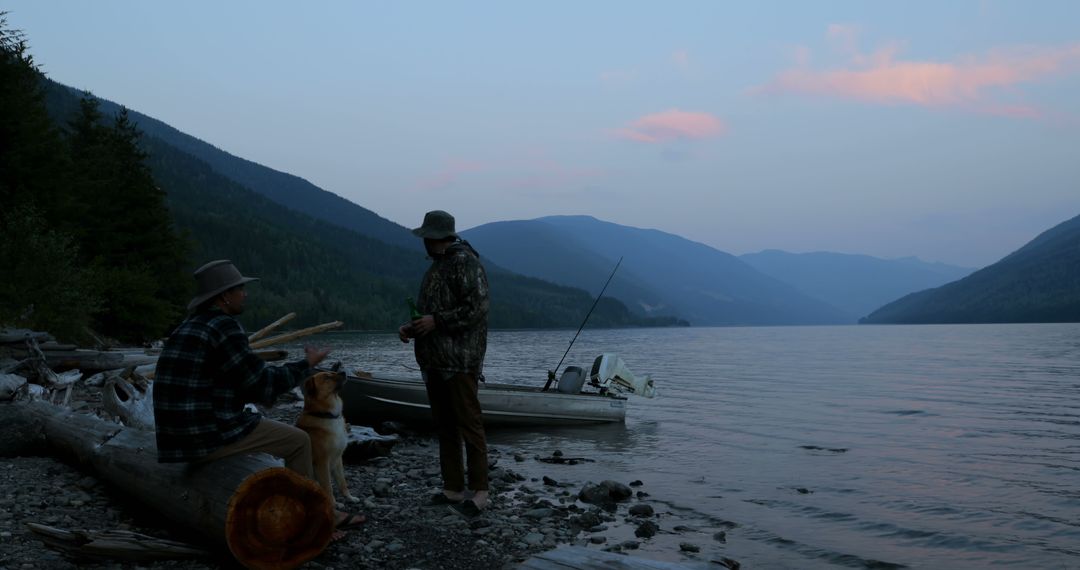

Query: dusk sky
<box><xmin>8</xmin><ymin>1</ymin><xmax>1080</xmax><ymax>267</ymax></box>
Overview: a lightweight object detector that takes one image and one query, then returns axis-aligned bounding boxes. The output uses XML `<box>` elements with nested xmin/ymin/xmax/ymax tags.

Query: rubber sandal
<box><xmin>428</xmin><ymin>493</ymin><xmax>463</xmax><ymax>506</ymax></box>
<box><xmin>448</xmin><ymin>499</ymin><xmax>482</xmax><ymax>519</ymax></box>
<box><xmin>335</xmin><ymin>512</ymin><xmax>367</xmax><ymax>529</ymax></box>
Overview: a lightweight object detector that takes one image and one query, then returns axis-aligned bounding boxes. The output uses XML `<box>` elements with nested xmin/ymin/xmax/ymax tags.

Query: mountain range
<box><xmin>41</xmin><ymin>81</ymin><xmax>671</xmax><ymax>331</ymax></box>
<box><xmin>740</xmin><ymin>250</ymin><xmax>974</xmax><ymax>322</ymax></box>
<box><xmin>39</xmin><ymin>80</ymin><xmax>1079</xmax><ymax>329</ymax></box>
<box><xmin>863</xmin><ymin>213</ymin><xmax>1080</xmax><ymax>324</ymax></box>
<box><xmin>463</xmin><ymin>217</ymin><xmax>978</xmax><ymax>325</ymax></box>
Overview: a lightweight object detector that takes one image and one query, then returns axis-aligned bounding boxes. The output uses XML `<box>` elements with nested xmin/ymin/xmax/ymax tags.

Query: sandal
<box><xmin>335</xmin><ymin>511</ymin><xmax>367</xmax><ymax>529</ymax></box>
<box><xmin>448</xmin><ymin>499</ymin><xmax>482</xmax><ymax>519</ymax></box>
<box><xmin>428</xmin><ymin>493</ymin><xmax>463</xmax><ymax>506</ymax></box>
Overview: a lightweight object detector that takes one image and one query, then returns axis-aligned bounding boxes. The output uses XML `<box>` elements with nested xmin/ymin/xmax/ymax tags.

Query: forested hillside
<box><xmin>42</xmin><ymin>79</ymin><xmax>420</xmax><ymax>252</ymax></box>
<box><xmin>1</xmin><ymin>18</ymin><xmax>188</xmax><ymax>342</ymax></box>
<box><xmin>862</xmin><ymin>213</ymin><xmax>1080</xmax><ymax>324</ymax></box>
<box><xmin>1</xmin><ymin>17</ymin><xmax>672</xmax><ymax>342</ymax></box>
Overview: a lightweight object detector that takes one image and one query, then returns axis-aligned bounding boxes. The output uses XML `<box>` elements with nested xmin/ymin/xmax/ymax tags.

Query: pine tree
<box><xmin>65</xmin><ymin>96</ymin><xmax>190</xmax><ymax>341</ymax></box>
<box><xmin>0</xmin><ymin>13</ymin><xmax>100</xmax><ymax>341</ymax></box>
<box><xmin>0</xmin><ymin>12</ymin><xmax>69</xmax><ymax>214</ymax></box>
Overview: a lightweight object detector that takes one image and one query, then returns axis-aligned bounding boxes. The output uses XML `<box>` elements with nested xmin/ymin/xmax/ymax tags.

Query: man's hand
<box><xmin>411</xmin><ymin>315</ymin><xmax>436</xmax><ymax>337</ymax></box>
<box><xmin>304</xmin><ymin>346</ymin><xmax>331</xmax><ymax>367</ymax></box>
<box><xmin>398</xmin><ymin>323</ymin><xmax>414</xmax><ymax>343</ymax></box>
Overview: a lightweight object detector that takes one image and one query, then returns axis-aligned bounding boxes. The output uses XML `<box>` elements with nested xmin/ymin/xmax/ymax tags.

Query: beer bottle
<box><xmin>407</xmin><ymin>298</ymin><xmax>422</xmax><ymax>320</ymax></box>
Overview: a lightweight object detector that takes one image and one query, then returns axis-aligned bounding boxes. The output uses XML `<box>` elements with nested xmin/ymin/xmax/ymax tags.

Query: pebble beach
<box><xmin>0</xmin><ymin>384</ymin><xmax>737</xmax><ymax>570</ymax></box>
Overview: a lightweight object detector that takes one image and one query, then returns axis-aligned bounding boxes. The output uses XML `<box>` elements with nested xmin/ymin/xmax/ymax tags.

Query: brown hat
<box><xmin>187</xmin><ymin>260</ymin><xmax>259</xmax><ymax>311</ymax></box>
<box><xmin>411</xmin><ymin>210</ymin><xmax>458</xmax><ymax>240</ymax></box>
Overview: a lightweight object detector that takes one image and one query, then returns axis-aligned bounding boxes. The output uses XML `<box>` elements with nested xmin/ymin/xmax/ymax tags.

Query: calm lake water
<box><xmin>303</xmin><ymin>323</ymin><xmax>1080</xmax><ymax>569</ymax></box>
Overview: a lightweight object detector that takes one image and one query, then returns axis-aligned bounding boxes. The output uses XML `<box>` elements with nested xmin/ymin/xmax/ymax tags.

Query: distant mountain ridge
<box><xmin>461</xmin><ymin>220</ymin><xmax>675</xmax><ymax>317</ymax></box>
<box><xmin>42</xmin><ymin>79</ymin><xmax>421</xmax><ymax>252</ymax></box>
<box><xmin>40</xmin><ymin>82</ymin><xmax>672</xmax><ymax>330</ymax></box>
<box><xmin>862</xmin><ymin>213</ymin><xmax>1080</xmax><ymax>324</ymax></box>
<box><xmin>740</xmin><ymin>250</ymin><xmax>975</xmax><ymax>321</ymax></box>
<box><xmin>464</xmin><ymin>216</ymin><xmax>848</xmax><ymax>326</ymax></box>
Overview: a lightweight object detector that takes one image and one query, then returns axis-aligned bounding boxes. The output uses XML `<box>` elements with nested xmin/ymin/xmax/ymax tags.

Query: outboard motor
<box><xmin>590</xmin><ymin>353</ymin><xmax>656</xmax><ymax>398</ymax></box>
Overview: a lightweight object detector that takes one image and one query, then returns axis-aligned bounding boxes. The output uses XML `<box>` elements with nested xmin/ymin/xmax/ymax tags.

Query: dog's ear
<box><xmin>304</xmin><ymin>375</ymin><xmax>319</xmax><ymax>398</ymax></box>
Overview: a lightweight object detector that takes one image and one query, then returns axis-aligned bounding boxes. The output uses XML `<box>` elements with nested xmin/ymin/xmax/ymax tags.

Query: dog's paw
<box><xmin>335</xmin><ymin>497</ymin><xmax>361</xmax><ymax>509</ymax></box>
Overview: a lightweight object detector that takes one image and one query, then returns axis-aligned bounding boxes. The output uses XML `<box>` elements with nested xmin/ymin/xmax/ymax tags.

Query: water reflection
<box><xmin>285</xmin><ymin>324</ymin><xmax>1080</xmax><ymax>569</ymax></box>
<box><xmin>488</xmin><ymin>417</ymin><xmax>662</xmax><ymax>457</ymax></box>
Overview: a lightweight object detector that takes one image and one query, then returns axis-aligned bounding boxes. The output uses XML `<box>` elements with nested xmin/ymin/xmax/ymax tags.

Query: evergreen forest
<box><xmin>0</xmin><ymin>16</ymin><xmax>679</xmax><ymax>344</ymax></box>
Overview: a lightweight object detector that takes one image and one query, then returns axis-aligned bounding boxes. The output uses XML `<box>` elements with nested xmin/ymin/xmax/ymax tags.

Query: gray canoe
<box><xmin>340</xmin><ymin>373</ymin><xmax>628</xmax><ymax>428</ymax></box>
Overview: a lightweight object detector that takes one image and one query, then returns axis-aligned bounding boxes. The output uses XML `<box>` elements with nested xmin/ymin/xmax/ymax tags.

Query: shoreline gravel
<box><xmin>0</xmin><ymin>386</ymin><xmax>740</xmax><ymax>570</ymax></box>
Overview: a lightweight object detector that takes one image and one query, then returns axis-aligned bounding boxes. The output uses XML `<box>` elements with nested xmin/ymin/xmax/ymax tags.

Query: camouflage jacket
<box><xmin>414</xmin><ymin>240</ymin><xmax>489</xmax><ymax>375</ymax></box>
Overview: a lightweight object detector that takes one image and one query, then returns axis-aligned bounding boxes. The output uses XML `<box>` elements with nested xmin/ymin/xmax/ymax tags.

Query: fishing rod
<box><xmin>543</xmin><ymin>256</ymin><xmax>623</xmax><ymax>391</ymax></box>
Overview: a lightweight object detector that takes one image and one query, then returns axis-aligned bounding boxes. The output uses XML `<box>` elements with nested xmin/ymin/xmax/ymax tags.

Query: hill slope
<box><xmin>464</xmin><ymin>216</ymin><xmax>848</xmax><ymax>326</ymax></box>
<box><xmin>43</xmin><ymin>80</ymin><xmax>420</xmax><ymax>251</ymax></box>
<box><xmin>461</xmin><ymin>220</ymin><xmax>675</xmax><ymax>317</ymax></box>
<box><xmin>740</xmin><ymin>250</ymin><xmax>974</xmax><ymax>321</ymax></box>
<box><xmin>41</xmin><ymin>83</ymin><xmax>665</xmax><ymax>331</ymax></box>
<box><xmin>862</xmin><ymin>213</ymin><xmax>1080</xmax><ymax>324</ymax></box>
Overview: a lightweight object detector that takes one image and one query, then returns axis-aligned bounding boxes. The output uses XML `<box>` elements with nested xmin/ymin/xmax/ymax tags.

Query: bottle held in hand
<box><xmin>407</xmin><ymin>297</ymin><xmax>422</xmax><ymax>321</ymax></box>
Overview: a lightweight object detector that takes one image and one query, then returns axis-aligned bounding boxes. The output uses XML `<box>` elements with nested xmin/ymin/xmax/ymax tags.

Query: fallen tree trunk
<box><xmin>4</xmin><ymin>400</ymin><xmax>334</xmax><ymax>569</ymax></box>
<box><xmin>249</xmin><ymin>321</ymin><xmax>344</xmax><ymax>350</ymax></box>
<box><xmin>5</xmin><ymin>348</ymin><xmax>159</xmax><ymax>372</ymax></box>
<box><xmin>26</xmin><ymin>523</ymin><xmax>213</xmax><ymax>562</ymax></box>
<box><xmin>0</xmin><ymin>329</ymin><xmax>52</xmax><ymax>344</ymax></box>
<box><xmin>248</xmin><ymin>313</ymin><xmax>297</xmax><ymax>343</ymax></box>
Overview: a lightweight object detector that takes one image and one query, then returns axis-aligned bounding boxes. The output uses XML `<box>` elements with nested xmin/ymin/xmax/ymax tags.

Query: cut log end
<box><xmin>225</xmin><ymin>468</ymin><xmax>333</xmax><ymax>570</ymax></box>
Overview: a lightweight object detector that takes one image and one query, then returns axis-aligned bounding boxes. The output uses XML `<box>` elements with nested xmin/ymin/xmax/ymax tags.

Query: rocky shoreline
<box><xmin>0</xmin><ymin>388</ymin><xmax>741</xmax><ymax>570</ymax></box>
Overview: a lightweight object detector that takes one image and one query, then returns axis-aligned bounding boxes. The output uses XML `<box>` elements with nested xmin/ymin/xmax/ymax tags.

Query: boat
<box><xmin>340</xmin><ymin>353</ymin><xmax>656</xmax><ymax>428</ymax></box>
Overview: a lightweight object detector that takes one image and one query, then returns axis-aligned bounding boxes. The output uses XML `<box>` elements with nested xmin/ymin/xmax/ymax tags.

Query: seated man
<box><xmin>153</xmin><ymin>259</ymin><xmax>364</xmax><ymax>535</ymax></box>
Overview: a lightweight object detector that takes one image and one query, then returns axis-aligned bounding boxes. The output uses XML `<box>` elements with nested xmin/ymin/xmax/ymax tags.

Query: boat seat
<box><xmin>556</xmin><ymin>366</ymin><xmax>587</xmax><ymax>394</ymax></box>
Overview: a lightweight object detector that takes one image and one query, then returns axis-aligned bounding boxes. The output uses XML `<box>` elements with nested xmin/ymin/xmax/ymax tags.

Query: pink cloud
<box><xmin>615</xmin><ymin>109</ymin><xmax>727</xmax><ymax>144</ymax></box>
<box><xmin>760</xmin><ymin>31</ymin><xmax>1080</xmax><ymax>117</ymax></box>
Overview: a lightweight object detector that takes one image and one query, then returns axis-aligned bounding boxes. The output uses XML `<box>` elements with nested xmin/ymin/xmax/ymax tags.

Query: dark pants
<box><xmin>423</xmin><ymin>370</ymin><xmax>488</xmax><ymax>492</ymax></box>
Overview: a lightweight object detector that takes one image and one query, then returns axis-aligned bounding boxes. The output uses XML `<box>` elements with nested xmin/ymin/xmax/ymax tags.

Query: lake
<box><xmin>302</xmin><ymin>323</ymin><xmax>1080</xmax><ymax>569</ymax></box>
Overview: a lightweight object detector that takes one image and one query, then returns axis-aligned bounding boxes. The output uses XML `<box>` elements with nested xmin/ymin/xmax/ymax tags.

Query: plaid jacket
<box><xmin>415</xmin><ymin>240</ymin><xmax>489</xmax><ymax>375</ymax></box>
<box><xmin>153</xmin><ymin>308</ymin><xmax>311</xmax><ymax>463</ymax></box>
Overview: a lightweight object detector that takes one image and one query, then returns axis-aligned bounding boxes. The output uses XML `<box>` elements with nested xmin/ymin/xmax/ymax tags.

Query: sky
<box><xmin>7</xmin><ymin>1</ymin><xmax>1080</xmax><ymax>267</ymax></box>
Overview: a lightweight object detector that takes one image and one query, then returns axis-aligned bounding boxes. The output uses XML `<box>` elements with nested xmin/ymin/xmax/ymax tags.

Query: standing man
<box><xmin>154</xmin><ymin>260</ymin><xmax>365</xmax><ymax>532</ymax></box>
<box><xmin>399</xmin><ymin>211</ymin><xmax>490</xmax><ymax>516</ymax></box>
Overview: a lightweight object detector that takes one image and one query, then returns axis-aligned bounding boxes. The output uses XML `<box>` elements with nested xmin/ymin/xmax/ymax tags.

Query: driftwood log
<box><xmin>5</xmin><ymin>347</ymin><xmax>159</xmax><ymax>372</ymax></box>
<box><xmin>1</xmin><ymin>373</ymin><xmax>25</xmax><ymax>400</ymax></box>
<box><xmin>4</xmin><ymin>400</ymin><xmax>334</xmax><ymax>569</ymax></box>
<box><xmin>102</xmin><ymin>376</ymin><xmax>156</xmax><ymax>430</ymax></box>
<box><xmin>26</xmin><ymin>523</ymin><xmax>213</xmax><ymax>562</ymax></box>
<box><xmin>249</xmin><ymin>321</ymin><xmax>344</xmax><ymax>350</ymax></box>
<box><xmin>0</xmin><ymin>328</ymin><xmax>53</xmax><ymax>344</ymax></box>
<box><xmin>248</xmin><ymin>313</ymin><xmax>297</xmax><ymax>343</ymax></box>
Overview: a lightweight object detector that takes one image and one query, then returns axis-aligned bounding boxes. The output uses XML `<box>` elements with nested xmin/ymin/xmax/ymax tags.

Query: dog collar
<box><xmin>304</xmin><ymin>411</ymin><xmax>341</xmax><ymax>419</ymax></box>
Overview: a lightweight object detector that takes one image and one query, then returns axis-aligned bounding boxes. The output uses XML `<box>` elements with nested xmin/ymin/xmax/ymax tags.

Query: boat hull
<box><xmin>340</xmin><ymin>374</ymin><xmax>627</xmax><ymax>428</ymax></box>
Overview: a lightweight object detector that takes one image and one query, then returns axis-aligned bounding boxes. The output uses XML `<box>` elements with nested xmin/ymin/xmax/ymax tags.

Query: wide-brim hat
<box><xmin>411</xmin><ymin>210</ymin><xmax>458</xmax><ymax>240</ymax></box>
<box><xmin>187</xmin><ymin>260</ymin><xmax>259</xmax><ymax>311</ymax></box>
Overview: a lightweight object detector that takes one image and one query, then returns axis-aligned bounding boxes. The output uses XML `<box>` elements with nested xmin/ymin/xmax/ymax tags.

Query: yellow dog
<box><xmin>296</xmin><ymin>370</ymin><xmax>360</xmax><ymax>508</ymax></box>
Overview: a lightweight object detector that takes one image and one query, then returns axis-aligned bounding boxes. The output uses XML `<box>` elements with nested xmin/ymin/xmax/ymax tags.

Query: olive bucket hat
<box><xmin>411</xmin><ymin>210</ymin><xmax>458</xmax><ymax>240</ymax></box>
<box><xmin>186</xmin><ymin>260</ymin><xmax>259</xmax><ymax>311</ymax></box>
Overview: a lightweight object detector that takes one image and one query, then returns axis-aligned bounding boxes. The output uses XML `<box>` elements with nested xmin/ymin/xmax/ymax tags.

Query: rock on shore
<box><xmin>0</xmin><ymin>391</ymin><xmax>735</xmax><ymax>570</ymax></box>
